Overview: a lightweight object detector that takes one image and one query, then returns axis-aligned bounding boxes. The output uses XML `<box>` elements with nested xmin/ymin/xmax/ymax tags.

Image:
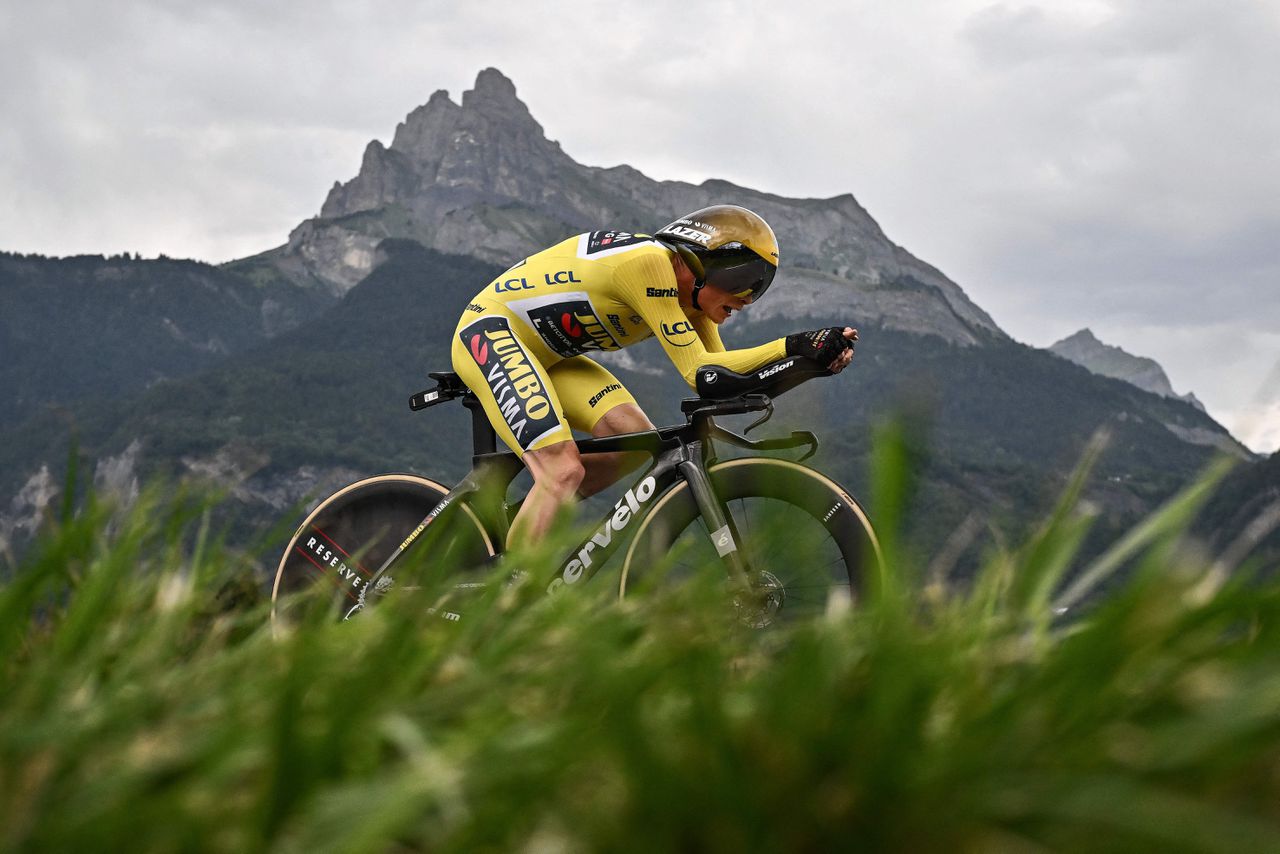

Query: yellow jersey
<box><xmin>452</xmin><ymin>231</ymin><xmax>786</xmax><ymax>454</ymax></box>
<box><xmin>466</xmin><ymin>231</ymin><xmax>785</xmax><ymax>387</ymax></box>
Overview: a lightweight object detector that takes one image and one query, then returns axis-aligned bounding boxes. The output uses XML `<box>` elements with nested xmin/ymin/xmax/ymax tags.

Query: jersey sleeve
<box><xmin>692</xmin><ymin>312</ymin><xmax>725</xmax><ymax>353</ymax></box>
<box><xmin>613</xmin><ymin>251</ymin><xmax>786</xmax><ymax>389</ymax></box>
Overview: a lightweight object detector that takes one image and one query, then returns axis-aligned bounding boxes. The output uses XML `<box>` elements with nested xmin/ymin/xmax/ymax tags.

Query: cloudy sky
<box><xmin>3</xmin><ymin>0</ymin><xmax>1278</xmax><ymax>450</ymax></box>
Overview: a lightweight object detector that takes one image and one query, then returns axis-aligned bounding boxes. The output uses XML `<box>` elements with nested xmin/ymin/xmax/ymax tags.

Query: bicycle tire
<box><xmin>619</xmin><ymin>458</ymin><xmax>879</xmax><ymax>623</ymax></box>
<box><xmin>271</xmin><ymin>474</ymin><xmax>495</xmax><ymax>624</ymax></box>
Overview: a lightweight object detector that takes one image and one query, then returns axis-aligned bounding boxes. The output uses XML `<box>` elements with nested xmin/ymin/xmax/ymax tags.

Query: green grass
<box><xmin>2</xmin><ymin>446</ymin><xmax>1279</xmax><ymax>852</ymax></box>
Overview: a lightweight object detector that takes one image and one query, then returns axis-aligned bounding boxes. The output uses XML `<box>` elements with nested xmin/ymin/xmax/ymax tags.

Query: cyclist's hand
<box><xmin>831</xmin><ymin>327</ymin><xmax>858</xmax><ymax>373</ymax></box>
<box><xmin>785</xmin><ymin>327</ymin><xmax>858</xmax><ymax>371</ymax></box>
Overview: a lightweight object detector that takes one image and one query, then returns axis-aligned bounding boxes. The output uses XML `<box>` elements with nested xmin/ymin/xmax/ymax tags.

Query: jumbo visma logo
<box><xmin>469</xmin><ymin>335</ymin><xmax>489</xmax><ymax>364</ymax></box>
<box><xmin>459</xmin><ymin>316</ymin><xmax>562</xmax><ymax>450</ymax></box>
<box><xmin>560</xmin><ymin>313</ymin><xmax>582</xmax><ymax>337</ymax></box>
<box><xmin>512</xmin><ymin>294</ymin><xmax>621</xmax><ymax>357</ymax></box>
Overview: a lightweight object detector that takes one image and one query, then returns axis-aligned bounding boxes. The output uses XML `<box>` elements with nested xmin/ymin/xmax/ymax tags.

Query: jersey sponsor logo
<box><xmin>702</xmin><ymin>370</ymin><xmax>718</xmax><ymax>384</ymax></box>
<box><xmin>507</xmin><ymin>292</ymin><xmax>621</xmax><ymax>357</ymax></box>
<box><xmin>660</xmin><ymin>320</ymin><xmax>696</xmax><ymax>347</ymax></box>
<box><xmin>469</xmin><ymin>334</ymin><xmax>489</xmax><ymax>365</ymax></box>
<box><xmin>606</xmin><ymin>313</ymin><xmax>627</xmax><ymax>337</ymax></box>
<box><xmin>757</xmin><ymin>359</ymin><xmax>794</xmax><ymax>380</ymax></box>
<box><xmin>588</xmin><ymin>383</ymin><xmax>622</xmax><ymax>408</ymax></box>
<box><xmin>560</xmin><ymin>312</ymin><xmax>582</xmax><ymax>337</ymax></box>
<box><xmin>577</xmin><ymin>230</ymin><xmax>653</xmax><ymax>259</ymax></box>
<box><xmin>466</xmin><ymin>302</ymin><xmax>486</xmax><ymax>314</ymax></box>
<box><xmin>458</xmin><ymin>316</ymin><xmax>561</xmax><ymax>450</ymax></box>
<box><xmin>493</xmin><ymin>276</ymin><xmax>535</xmax><ymax>293</ymax></box>
<box><xmin>549</xmin><ymin>475</ymin><xmax>658</xmax><ymax>591</ymax></box>
<box><xmin>646</xmin><ymin>286</ymin><xmax>678</xmax><ymax>298</ymax></box>
<box><xmin>544</xmin><ymin>270</ymin><xmax>582</xmax><ymax>285</ymax></box>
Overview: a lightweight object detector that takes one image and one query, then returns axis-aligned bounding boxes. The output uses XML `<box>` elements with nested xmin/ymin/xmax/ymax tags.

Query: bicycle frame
<box><xmin>367</xmin><ymin>390</ymin><xmax>820</xmax><ymax>596</ymax></box>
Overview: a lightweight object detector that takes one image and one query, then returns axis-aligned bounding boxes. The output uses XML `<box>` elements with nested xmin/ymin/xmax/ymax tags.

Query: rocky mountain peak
<box><xmin>463</xmin><ymin>67</ymin><xmax>527</xmax><ymax>113</ymax></box>
<box><xmin>318</xmin><ymin>68</ymin><xmax>562</xmax><ymax>224</ymax></box>
<box><xmin>1063</xmin><ymin>328</ymin><xmax>1102</xmax><ymax>345</ymax></box>
<box><xmin>261</xmin><ymin>68</ymin><xmax>1005</xmax><ymax>344</ymax></box>
<box><xmin>389</xmin><ymin>69</ymin><xmax>545</xmax><ymax>159</ymax></box>
<box><xmin>1050</xmin><ymin>328</ymin><xmax>1204</xmax><ymax>411</ymax></box>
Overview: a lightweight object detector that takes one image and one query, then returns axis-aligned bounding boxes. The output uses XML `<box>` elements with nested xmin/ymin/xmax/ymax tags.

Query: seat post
<box><xmin>462</xmin><ymin>396</ymin><xmax>498</xmax><ymax>455</ymax></box>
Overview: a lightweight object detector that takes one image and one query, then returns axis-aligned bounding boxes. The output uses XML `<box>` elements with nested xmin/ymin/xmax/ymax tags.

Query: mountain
<box><xmin>1196</xmin><ymin>450</ymin><xmax>1280</xmax><ymax>571</ymax></box>
<box><xmin>0</xmin><ymin>251</ymin><xmax>333</xmax><ymax>429</ymax></box>
<box><xmin>1051</xmin><ymin>328</ymin><xmax>1205</xmax><ymax>411</ymax></box>
<box><xmin>0</xmin><ymin>68</ymin><xmax>1261</xmax><ymax>572</ymax></box>
<box><xmin>231</xmin><ymin>68</ymin><xmax>1001</xmax><ymax>347</ymax></box>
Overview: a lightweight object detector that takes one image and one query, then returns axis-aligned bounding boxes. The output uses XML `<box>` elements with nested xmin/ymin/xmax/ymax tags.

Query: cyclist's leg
<box><xmin>512</xmin><ymin>440</ymin><xmax>584</xmax><ymax>547</ymax></box>
<box><xmin>452</xmin><ymin>312</ymin><xmax>582</xmax><ymax>548</ymax></box>
<box><xmin>581</xmin><ymin>403</ymin><xmax>654</xmax><ymax>496</ymax></box>
<box><xmin>547</xmin><ymin>356</ymin><xmax>654</xmax><ymax>497</ymax></box>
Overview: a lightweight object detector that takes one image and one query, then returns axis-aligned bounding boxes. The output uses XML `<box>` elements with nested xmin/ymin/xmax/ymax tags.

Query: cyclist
<box><xmin>451</xmin><ymin>204</ymin><xmax>857</xmax><ymax>547</ymax></box>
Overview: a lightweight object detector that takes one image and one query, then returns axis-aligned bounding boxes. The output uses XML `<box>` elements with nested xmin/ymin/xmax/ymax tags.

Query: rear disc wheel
<box><xmin>271</xmin><ymin>474</ymin><xmax>494</xmax><ymax>625</ymax></box>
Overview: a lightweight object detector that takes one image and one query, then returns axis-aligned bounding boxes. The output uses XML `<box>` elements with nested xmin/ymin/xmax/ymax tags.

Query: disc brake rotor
<box><xmin>732</xmin><ymin>570</ymin><xmax>786</xmax><ymax>628</ymax></box>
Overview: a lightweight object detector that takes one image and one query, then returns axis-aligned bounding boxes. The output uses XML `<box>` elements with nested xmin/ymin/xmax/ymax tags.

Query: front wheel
<box><xmin>619</xmin><ymin>458</ymin><xmax>880</xmax><ymax>624</ymax></box>
<box><xmin>271</xmin><ymin>474</ymin><xmax>496</xmax><ymax>625</ymax></box>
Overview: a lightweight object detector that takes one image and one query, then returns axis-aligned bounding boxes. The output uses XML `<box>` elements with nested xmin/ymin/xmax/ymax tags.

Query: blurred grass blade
<box><xmin>1053</xmin><ymin>456</ymin><xmax>1236</xmax><ymax>612</ymax></box>
<box><xmin>4</xmin><ymin>464</ymin><xmax>1280</xmax><ymax>851</ymax></box>
<box><xmin>1009</xmin><ymin>428</ymin><xmax>1109</xmax><ymax>619</ymax></box>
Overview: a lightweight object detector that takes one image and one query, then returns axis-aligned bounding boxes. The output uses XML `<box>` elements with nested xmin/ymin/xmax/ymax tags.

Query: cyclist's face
<box><xmin>670</xmin><ymin>252</ymin><xmax>751</xmax><ymax>323</ymax></box>
<box><xmin>698</xmin><ymin>286</ymin><xmax>752</xmax><ymax>324</ymax></box>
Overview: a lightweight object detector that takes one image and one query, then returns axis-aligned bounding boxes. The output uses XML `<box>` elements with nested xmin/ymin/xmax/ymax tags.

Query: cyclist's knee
<box><xmin>592</xmin><ymin>402</ymin><xmax>653</xmax><ymax>437</ymax></box>
<box><xmin>526</xmin><ymin>442</ymin><xmax>585</xmax><ymax>498</ymax></box>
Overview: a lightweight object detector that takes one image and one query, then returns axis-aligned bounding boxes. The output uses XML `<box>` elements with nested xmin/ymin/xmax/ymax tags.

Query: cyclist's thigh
<box><xmin>546</xmin><ymin>356</ymin><xmax>639</xmax><ymax>433</ymax></box>
<box><xmin>452</xmin><ymin>311</ymin><xmax>573</xmax><ymax>456</ymax></box>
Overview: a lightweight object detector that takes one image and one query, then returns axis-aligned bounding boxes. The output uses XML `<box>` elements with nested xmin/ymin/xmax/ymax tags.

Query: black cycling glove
<box><xmin>785</xmin><ymin>327</ymin><xmax>853</xmax><ymax>369</ymax></box>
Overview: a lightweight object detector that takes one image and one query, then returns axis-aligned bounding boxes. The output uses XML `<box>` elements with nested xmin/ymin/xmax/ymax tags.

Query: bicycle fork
<box><xmin>675</xmin><ymin>458</ymin><xmax>754</xmax><ymax>589</ymax></box>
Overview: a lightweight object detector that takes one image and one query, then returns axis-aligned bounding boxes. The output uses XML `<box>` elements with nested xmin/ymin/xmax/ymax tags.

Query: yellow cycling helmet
<box><xmin>655</xmin><ymin>204</ymin><xmax>779</xmax><ymax>308</ymax></box>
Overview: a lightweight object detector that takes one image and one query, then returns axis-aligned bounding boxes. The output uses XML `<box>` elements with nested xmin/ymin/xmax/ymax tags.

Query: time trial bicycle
<box><xmin>271</xmin><ymin>357</ymin><xmax>880</xmax><ymax>627</ymax></box>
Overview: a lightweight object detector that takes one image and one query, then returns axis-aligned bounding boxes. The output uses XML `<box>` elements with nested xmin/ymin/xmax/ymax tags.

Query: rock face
<box><xmin>0</xmin><ymin>465</ymin><xmax>58</xmax><ymax>555</ymax></box>
<box><xmin>247</xmin><ymin>68</ymin><xmax>1003</xmax><ymax>346</ymax></box>
<box><xmin>1048</xmin><ymin>328</ymin><xmax>1250</xmax><ymax>458</ymax></box>
<box><xmin>1050</xmin><ymin>329</ymin><xmax>1205</xmax><ymax>411</ymax></box>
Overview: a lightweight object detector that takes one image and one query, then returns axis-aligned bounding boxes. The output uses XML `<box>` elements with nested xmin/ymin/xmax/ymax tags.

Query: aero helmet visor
<box><xmin>698</xmin><ymin>243</ymin><xmax>778</xmax><ymax>300</ymax></box>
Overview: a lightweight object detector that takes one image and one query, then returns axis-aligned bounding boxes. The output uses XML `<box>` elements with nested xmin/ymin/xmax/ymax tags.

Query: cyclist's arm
<box><xmin>614</xmin><ymin>253</ymin><xmax>785</xmax><ymax>389</ymax></box>
<box><xmin>692</xmin><ymin>312</ymin><xmax>725</xmax><ymax>353</ymax></box>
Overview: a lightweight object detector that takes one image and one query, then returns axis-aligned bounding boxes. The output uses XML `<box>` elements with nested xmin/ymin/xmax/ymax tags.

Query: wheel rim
<box><xmin>271</xmin><ymin>475</ymin><xmax>493</xmax><ymax>625</ymax></box>
<box><xmin>619</xmin><ymin>459</ymin><xmax>874</xmax><ymax>624</ymax></box>
<box><xmin>626</xmin><ymin>493</ymin><xmax>855</xmax><ymax>624</ymax></box>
